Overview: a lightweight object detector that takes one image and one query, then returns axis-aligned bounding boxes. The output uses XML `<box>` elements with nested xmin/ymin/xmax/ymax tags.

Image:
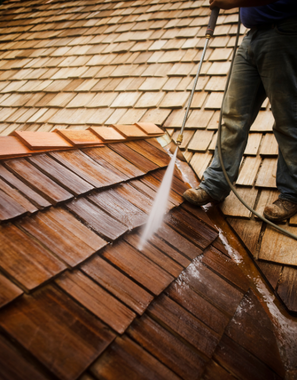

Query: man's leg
<box><xmin>257</xmin><ymin>19</ymin><xmax>297</xmax><ymax>220</ymax></box>
<box><xmin>184</xmin><ymin>30</ymin><xmax>266</xmax><ymax>205</ymax></box>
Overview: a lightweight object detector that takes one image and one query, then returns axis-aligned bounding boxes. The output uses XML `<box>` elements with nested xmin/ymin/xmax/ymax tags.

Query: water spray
<box><xmin>138</xmin><ymin>8</ymin><xmax>220</xmax><ymax>251</ymax></box>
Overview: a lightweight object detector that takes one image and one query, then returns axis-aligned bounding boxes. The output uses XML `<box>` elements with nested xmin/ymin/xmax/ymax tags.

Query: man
<box><xmin>183</xmin><ymin>0</ymin><xmax>297</xmax><ymax>222</ymax></box>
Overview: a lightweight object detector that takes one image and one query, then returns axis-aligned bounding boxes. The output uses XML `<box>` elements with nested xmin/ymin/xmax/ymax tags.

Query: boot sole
<box><xmin>182</xmin><ymin>193</ymin><xmax>220</xmax><ymax>207</ymax></box>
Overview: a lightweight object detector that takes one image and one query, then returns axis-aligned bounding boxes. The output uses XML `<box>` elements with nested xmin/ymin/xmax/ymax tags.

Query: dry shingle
<box><xmin>135</xmin><ymin>92</ymin><xmax>165</xmax><ymax>108</ymax></box>
<box><xmin>204</xmin><ymin>92</ymin><xmax>224</xmax><ymax>110</ymax></box>
<box><xmin>244</xmin><ymin>133</ymin><xmax>262</xmax><ymax>156</ymax></box>
<box><xmin>220</xmin><ymin>187</ymin><xmax>258</xmax><ymax>218</ymax></box>
<box><xmin>186</xmin><ymin>110</ymin><xmax>214</xmax><ymax>129</ymax></box>
<box><xmin>207</xmin><ymin>61</ymin><xmax>231</xmax><ymax>75</ymax></box>
<box><xmin>139</xmin><ymin>77</ymin><xmax>168</xmax><ymax>91</ymax></box>
<box><xmin>255</xmin><ymin>158</ymin><xmax>277</xmax><ymax>188</ymax></box>
<box><xmin>260</xmin><ymin>225</ymin><xmax>297</xmax><ymax>265</ymax></box>
<box><xmin>86</xmin><ymin>92</ymin><xmax>118</xmax><ymax>108</ymax></box>
<box><xmin>114</xmin><ymin>109</ymin><xmax>144</xmax><ymax>125</ymax></box>
<box><xmin>190</xmin><ymin>152</ymin><xmax>213</xmax><ymax>180</ymax></box>
<box><xmin>159</xmin><ymin>92</ymin><xmax>189</xmax><ymax>108</ymax></box>
<box><xmin>111</xmin><ymin>92</ymin><xmax>141</xmax><ymax>108</ymax></box>
<box><xmin>236</xmin><ymin>156</ymin><xmax>262</xmax><ymax>186</ymax></box>
<box><xmin>259</xmin><ymin>133</ymin><xmax>278</xmax><ymax>156</ymax></box>
<box><xmin>140</xmin><ymin>108</ymin><xmax>171</xmax><ymax>125</ymax></box>
<box><xmin>250</xmin><ymin>111</ymin><xmax>274</xmax><ymax>132</ymax></box>
<box><xmin>188</xmin><ymin>130</ymin><xmax>214</xmax><ymax>151</ymax></box>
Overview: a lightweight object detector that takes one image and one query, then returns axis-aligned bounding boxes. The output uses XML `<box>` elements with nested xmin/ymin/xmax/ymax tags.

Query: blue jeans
<box><xmin>200</xmin><ymin>17</ymin><xmax>297</xmax><ymax>203</ymax></box>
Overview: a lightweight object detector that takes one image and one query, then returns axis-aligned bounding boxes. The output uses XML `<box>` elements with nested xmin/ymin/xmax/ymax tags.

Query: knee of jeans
<box><xmin>221</xmin><ymin>121</ymin><xmax>248</xmax><ymax>145</ymax></box>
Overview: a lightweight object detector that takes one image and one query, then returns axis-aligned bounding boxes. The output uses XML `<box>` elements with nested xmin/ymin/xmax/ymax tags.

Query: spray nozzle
<box><xmin>176</xmin><ymin>133</ymin><xmax>183</xmax><ymax>145</ymax></box>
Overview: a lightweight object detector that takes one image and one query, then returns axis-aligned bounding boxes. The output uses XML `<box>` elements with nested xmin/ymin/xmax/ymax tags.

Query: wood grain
<box><xmin>103</xmin><ymin>240</ymin><xmax>173</xmax><ymax>295</ymax></box>
<box><xmin>112</xmin><ymin>124</ymin><xmax>147</xmax><ymax>138</ymax></box>
<box><xmin>236</xmin><ymin>156</ymin><xmax>262</xmax><ymax>186</ymax></box>
<box><xmin>5</xmin><ymin>158</ymin><xmax>73</xmax><ymax>205</ymax></box>
<box><xmin>108</xmin><ymin>142</ymin><xmax>158</xmax><ymax>173</ymax></box>
<box><xmin>0</xmin><ymin>272</ymin><xmax>23</xmax><ymax>308</ymax></box>
<box><xmin>66</xmin><ymin>197</ymin><xmax>127</xmax><ymax>241</ymax></box>
<box><xmin>82</xmin><ymin>255</ymin><xmax>153</xmax><ymax>315</ymax></box>
<box><xmin>202</xmin><ymin>245</ymin><xmax>250</xmax><ymax>292</ymax></box>
<box><xmin>157</xmin><ymin>222</ymin><xmax>203</xmax><ymax>260</ymax></box>
<box><xmin>0</xmin><ymin>334</ymin><xmax>51</xmax><ymax>380</ymax></box>
<box><xmin>88</xmin><ymin>188</ymin><xmax>147</xmax><ymax>229</ymax></box>
<box><xmin>135</xmin><ymin>122</ymin><xmax>163</xmax><ymax>135</ymax></box>
<box><xmin>165</xmin><ymin>207</ymin><xmax>218</xmax><ymax>249</ymax></box>
<box><xmin>0</xmin><ymin>136</ymin><xmax>31</xmax><ymax>159</ymax></box>
<box><xmin>244</xmin><ymin>133</ymin><xmax>262</xmax><ymax>155</ymax></box>
<box><xmin>227</xmin><ymin>218</ymin><xmax>262</xmax><ymax>257</ymax></box>
<box><xmin>190</xmin><ymin>152</ymin><xmax>213</xmax><ymax>180</ymax></box>
<box><xmin>55</xmin><ymin>129</ymin><xmax>103</xmax><ymax>146</ymax></box>
<box><xmin>188</xmin><ymin>130</ymin><xmax>214</xmax><ymax>151</ymax></box>
<box><xmin>13</xmin><ymin>130</ymin><xmax>73</xmax><ymax>149</ymax></box>
<box><xmin>89</xmin><ymin>126</ymin><xmax>126</xmax><ymax>142</ymax></box>
<box><xmin>0</xmin><ymin>177</ymin><xmax>37</xmax><ymax>214</ymax></box>
<box><xmin>19</xmin><ymin>210</ymin><xmax>105</xmax><ymax>267</ymax></box>
<box><xmin>167</xmin><ymin>280</ymin><xmax>230</xmax><ymax>335</ymax></box>
<box><xmin>114</xmin><ymin>182</ymin><xmax>154</xmax><ymax>214</ymax></box>
<box><xmin>225</xmin><ymin>290</ymin><xmax>285</xmax><ymax>377</ymax></box>
<box><xmin>139</xmin><ymin>174</ymin><xmax>183</xmax><ymax>206</ymax></box>
<box><xmin>49</xmin><ymin>150</ymin><xmax>123</xmax><ymax>188</ymax></box>
<box><xmin>0</xmin><ymin>163</ymin><xmax>50</xmax><ymax>210</ymax></box>
<box><xmin>0</xmin><ymin>224</ymin><xmax>65</xmax><ymax>290</ymax></box>
<box><xmin>214</xmin><ymin>335</ymin><xmax>282</xmax><ymax>380</ymax></box>
<box><xmin>202</xmin><ymin>359</ymin><xmax>237</xmax><ymax>380</ymax></box>
<box><xmin>124</xmin><ymin>232</ymin><xmax>183</xmax><ymax>277</ymax></box>
<box><xmin>255</xmin><ymin>189</ymin><xmax>279</xmax><ymax>218</ymax></box>
<box><xmin>29</xmin><ymin>153</ymin><xmax>94</xmax><ymax>196</ymax></box>
<box><xmin>181</xmin><ymin>259</ymin><xmax>244</xmax><ymax>317</ymax></box>
<box><xmin>259</xmin><ymin>224</ymin><xmax>297</xmax><ymax>265</ymax></box>
<box><xmin>56</xmin><ymin>270</ymin><xmax>136</xmax><ymax>334</ymax></box>
<box><xmin>145</xmin><ymin>233</ymin><xmax>191</xmax><ymax>267</ymax></box>
<box><xmin>255</xmin><ymin>158</ymin><xmax>277</xmax><ymax>188</ymax></box>
<box><xmin>0</xmin><ymin>285</ymin><xmax>115</xmax><ymax>380</ymax></box>
<box><xmin>148</xmin><ymin>294</ymin><xmax>220</xmax><ymax>358</ymax></box>
<box><xmin>152</xmin><ymin>168</ymin><xmax>190</xmax><ymax>196</ymax></box>
<box><xmin>259</xmin><ymin>133</ymin><xmax>278</xmax><ymax>156</ymax></box>
<box><xmin>127</xmin><ymin>315</ymin><xmax>207</xmax><ymax>380</ymax></box>
<box><xmin>257</xmin><ymin>261</ymin><xmax>282</xmax><ymax>290</ymax></box>
<box><xmin>91</xmin><ymin>335</ymin><xmax>180</xmax><ymax>380</ymax></box>
<box><xmin>84</xmin><ymin>146</ymin><xmax>144</xmax><ymax>179</ymax></box>
<box><xmin>0</xmin><ymin>188</ymin><xmax>27</xmax><ymax>221</ymax></box>
<box><xmin>277</xmin><ymin>266</ymin><xmax>297</xmax><ymax>312</ymax></box>
<box><xmin>220</xmin><ymin>187</ymin><xmax>258</xmax><ymax>218</ymax></box>
<box><xmin>125</xmin><ymin>139</ymin><xmax>170</xmax><ymax>167</ymax></box>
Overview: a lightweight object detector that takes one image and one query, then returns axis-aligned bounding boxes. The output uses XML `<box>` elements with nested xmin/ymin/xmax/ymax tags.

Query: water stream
<box><xmin>138</xmin><ymin>147</ymin><xmax>178</xmax><ymax>251</ymax></box>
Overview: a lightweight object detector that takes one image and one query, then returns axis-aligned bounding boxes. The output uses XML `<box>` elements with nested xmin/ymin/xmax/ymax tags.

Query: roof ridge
<box><xmin>0</xmin><ymin>122</ymin><xmax>165</xmax><ymax>160</ymax></box>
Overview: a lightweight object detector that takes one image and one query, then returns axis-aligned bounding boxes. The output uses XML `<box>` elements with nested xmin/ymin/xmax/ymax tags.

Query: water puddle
<box><xmin>138</xmin><ymin>147</ymin><xmax>178</xmax><ymax>251</ymax></box>
<box><xmin>208</xmin><ymin>213</ymin><xmax>297</xmax><ymax>375</ymax></box>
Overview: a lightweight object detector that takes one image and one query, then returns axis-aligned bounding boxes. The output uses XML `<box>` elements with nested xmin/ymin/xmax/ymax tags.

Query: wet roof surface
<box><xmin>0</xmin><ymin>135</ymin><xmax>287</xmax><ymax>379</ymax></box>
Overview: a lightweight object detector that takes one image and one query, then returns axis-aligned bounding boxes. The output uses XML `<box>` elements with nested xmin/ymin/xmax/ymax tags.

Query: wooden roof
<box><xmin>0</xmin><ymin>135</ymin><xmax>288</xmax><ymax>379</ymax></box>
<box><xmin>0</xmin><ymin>0</ymin><xmax>296</xmax><ymax>378</ymax></box>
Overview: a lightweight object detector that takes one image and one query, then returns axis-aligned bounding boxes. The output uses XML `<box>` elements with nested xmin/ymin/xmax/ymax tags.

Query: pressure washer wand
<box><xmin>176</xmin><ymin>7</ymin><xmax>220</xmax><ymax>145</ymax></box>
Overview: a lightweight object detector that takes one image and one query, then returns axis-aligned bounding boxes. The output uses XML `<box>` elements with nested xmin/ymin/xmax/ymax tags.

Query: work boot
<box><xmin>263</xmin><ymin>198</ymin><xmax>297</xmax><ymax>222</ymax></box>
<box><xmin>183</xmin><ymin>187</ymin><xmax>215</xmax><ymax>206</ymax></box>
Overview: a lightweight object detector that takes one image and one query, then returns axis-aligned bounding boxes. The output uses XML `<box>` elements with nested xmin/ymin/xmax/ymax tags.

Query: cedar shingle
<box><xmin>0</xmin><ymin>286</ymin><xmax>115</xmax><ymax>380</ymax></box>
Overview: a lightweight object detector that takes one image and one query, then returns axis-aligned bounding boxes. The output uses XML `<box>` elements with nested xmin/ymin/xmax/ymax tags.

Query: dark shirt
<box><xmin>240</xmin><ymin>0</ymin><xmax>297</xmax><ymax>28</ymax></box>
